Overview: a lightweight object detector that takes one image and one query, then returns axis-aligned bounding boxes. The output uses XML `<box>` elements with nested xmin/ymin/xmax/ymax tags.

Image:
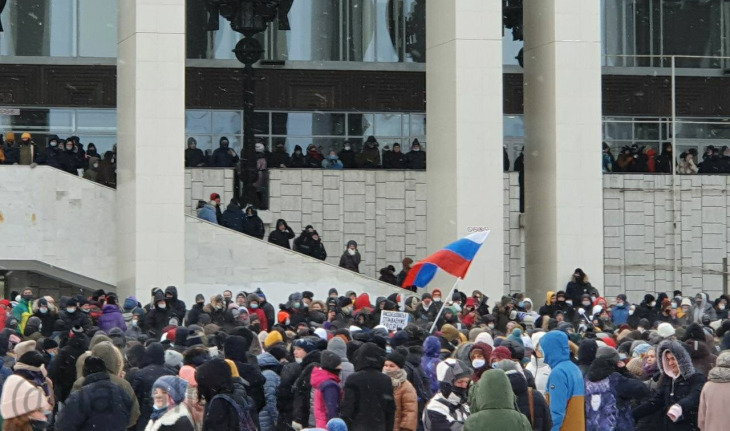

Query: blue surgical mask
<box><xmin>39</xmin><ymin>307</ymin><xmax>48</xmax><ymax>314</ymax></box>
<box><xmin>329</xmin><ymin>155</ymin><xmax>337</xmax><ymax>160</ymax></box>
<box><xmin>518</xmin><ymin>301</ymin><xmax>525</xmax><ymax>308</ymax></box>
<box><xmin>251</xmin><ymin>303</ymin><xmax>259</xmax><ymax>309</ymax></box>
<box><xmin>66</xmin><ymin>307</ymin><xmax>76</xmax><ymax>314</ymax></box>
<box><xmin>492</xmin><ymin>362</ymin><xmax>499</xmax><ymax>369</ymax></box>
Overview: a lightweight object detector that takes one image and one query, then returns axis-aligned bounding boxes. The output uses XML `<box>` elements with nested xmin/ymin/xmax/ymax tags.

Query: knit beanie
<box><xmin>320</xmin><ymin>350</ymin><xmax>342</xmax><ymax>373</ymax></box>
<box><xmin>153</xmin><ymin>376</ymin><xmax>188</xmax><ymax>405</ymax></box>
<box><xmin>0</xmin><ymin>375</ymin><xmax>50</xmax><ymax>419</ymax></box>
<box><xmin>265</xmin><ymin>331</ymin><xmax>284</xmax><ymax>349</ymax></box>
<box><xmin>14</xmin><ymin>340</ymin><xmax>36</xmax><ymax>359</ymax></box>
<box><xmin>657</xmin><ymin>322</ymin><xmax>676</xmax><ymax>338</ymax></box>
<box><xmin>595</xmin><ymin>346</ymin><xmax>620</xmax><ymax>365</ymax></box>
<box><xmin>165</xmin><ymin>350</ymin><xmax>184</xmax><ymax>368</ymax></box>
<box><xmin>626</xmin><ymin>357</ymin><xmax>644</xmax><ymax>378</ymax></box>
<box><xmin>179</xmin><ymin>365</ymin><xmax>197</xmax><ymax>387</ymax></box>
<box><xmin>490</xmin><ymin>346</ymin><xmax>513</xmax><ymax>362</ymax></box>
<box><xmin>440</xmin><ymin>324</ymin><xmax>460</xmax><ymax>343</ymax></box>
<box><xmin>386</xmin><ymin>352</ymin><xmax>406</xmax><ymax>369</ymax></box>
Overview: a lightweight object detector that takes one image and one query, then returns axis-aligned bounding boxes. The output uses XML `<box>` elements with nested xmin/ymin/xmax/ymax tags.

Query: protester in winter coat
<box><xmin>243</xmin><ymin>207</ymin><xmax>266</xmax><ymax>239</ymax></box>
<box><xmin>222</xmin><ymin>335</ymin><xmax>267</xmax><ymax>413</ymax></box>
<box><xmin>146</xmin><ymin>292</ymin><xmax>174</xmax><ymax>339</ymax></box>
<box><xmin>464</xmin><ymin>368</ymin><xmax>532</xmax><ymax>431</ymax></box>
<box><xmin>311</xmin><ymin>350</ymin><xmax>342</xmax><ymax>428</ymax></box>
<box><xmin>185</xmin><ymin>295</ymin><xmax>208</xmax><ymax>327</ymax></box>
<box><xmin>421</xmin><ymin>336</ymin><xmax>441</xmax><ymax>395</ymax></box>
<box><xmin>32</xmin><ymin>297</ymin><xmax>58</xmax><ymax>337</ymax></box>
<box><xmin>257</xmin><ymin>352</ymin><xmax>282</xmax><ymax>431</ymax></box>
<box><xmin>341</xmin><ymin>342</ymin><xmax>396</xmax><ymax>431</ymax></box>
<box><xmin>405</xmin><ymin>140</ymin><xmax>426</xmax><ymax>170</ymax></box>
<box><xmin>584</xmin><ymin>346</ymin><xmax>649</xmax><ymax>431</ymax></box>
<box><xmin>339</xmin><ymin>240</ymin><xmax>361</xmax><ymax>273</ymax></box>
<box><xmin>356</xmin><ymin>136</ymin><xmax>381</xmax><ymax>168</ymax></box>
<box><xmin>49</xmin><ymin>331</ymin><xmax>89</xmax><ymax>404</ymax></box>
<box><xmin>196</xmin><ymin>358</ymin><xmax>249</xmax><ymax>431</ymax></box>
<box><xmin>98</xmin><ymin>295</ymin><xmax>127</xmax><ymax>333</ymax></box>
<box><xmin>541</xmin><ymin>330</ymin><xmax>586</xmax><ymax>431</ymax></box>
<box><xmin>146</xmin><ymin>376</ymin><xmax>195</xmax><ymax>431</ymax></box>
<box><xmin>185</xmin><ymin>138</ymin><xmax>206</xmax><ymax>167</ymax></box>
<box><xmin>327</xmin><ymin>337</ymin><xmax>354</xmax><ymax>388</ymax></box>
<box><xmin>128</xmin><ymin>343</ymin><xmax>177</xmax><ymax>431</ymax></box>
<box><xmin>683</xmin><ymin>338</ymin><xmax>716</xmax><ymax>377</ymax></box>
<box><xmin>698</xmin><ymin>351</ymin><xmax>730</xmax><ymax>430</ymax></box>
<box><xmin>383</xmin><ymin>352</ymin><xmax>418</xmax><ymax>431</ymax></box>
<box><xmin>634</xmin><ymin>340</ymin><xmax>707</xmax><ymax>431</ymax></box>
<box><xmin>565</xmin><ymin>268</ymin><xmax>598</xmax><ymax>306</ymax></box>
<box><xmin>338</xmin><ymin>143</ymin><xmax>357</xmax><ymax>168</ymax></box>
<box><xmin>689</xmin><ymin>292</ymin><xmax>716</xmax><ymax>324</ymax></box>
<box><xmin>220</xmin><ymin>201</ymin><xmax>245</xmax><ymax>233</ymax></box>
<box><xmin>210</xmin><ymin>137</ymin><xmax>239</xmax><ymax>167</ymax></box>
<box><xmin>268</xmin><ymin>219</ymin><xmax>295</xmax><ymax>249</ymax></box>
<box><xmin>56</xmin><ymin>356</ymin><xmax>134</xmax><ymax>431</ymax></box>
<box><xmin>493</xmin><ymin>360</ymin><xmax>550</xmax><ymax>431</ymax></box>
<box><xmin>397</xmin><ymin>258</ymin><xmax>414</xmax><ymax>290</ymax></box>
<box><xmin>197</xmin><ymin>201</ymin><xmax>218</xmax><ymax>224</ymax></box>
<box><xmin>164</xmin><ymin>286</ymin><xmax>187</xmax><ymax>324</ymax></box>
<box><xmin>423</xmin><ymin>358</ymin><xmax>471</xmax><ymax>431</ymax></box>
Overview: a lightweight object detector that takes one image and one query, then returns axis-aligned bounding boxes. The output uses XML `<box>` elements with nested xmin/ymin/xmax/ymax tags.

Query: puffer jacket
<box><xmin>391</xmin><ymin>371</ymin><xmax>418</xmax><ymax>431</ymax></box>
<box><xmin>97</xmin><ymin>304</ymin><xmax>127</xmax><ymax>333</ymax></box>
<box><xmin>634</xmin><ymin>340</ymin><xmax>707</xmax><ymax>431</ymax></box>
<box><xmin>584</xmin><ymin>357</ymin><xmax>650</xmax><ymax>431</ymax></box>
<box><xmin>127</xmin><ymin>343</ymin><xmax>176</xmax><ymax>431</ymax></box>
<box><xmin>257</xmin><ymin>353</ymin><xmax>282</xmax><ymax>431</ymax></box>
<box><xmin>311</xmin><ymin>367</ymin><xmax>341</xmax><ymax>428</ymax></box>
<box><xmin>421</xmin><ymin>336</ymin><xmax>441</xmax><ymax>395</ymax></box>
<box><xmin>505</xmin><ymin>368</ymin><xmax>552</xmax><ymax>431</ymax></box>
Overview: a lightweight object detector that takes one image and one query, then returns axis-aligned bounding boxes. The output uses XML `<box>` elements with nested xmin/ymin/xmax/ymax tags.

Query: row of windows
<box><xmin>3</xmin><ymin>0</ymin><xmax>730</xmax><ymax>69</ymax></box>
<box><xmin>2</xmin><ymin>108</ymin><xmax>729</xmax><ymax>162</ymax></box>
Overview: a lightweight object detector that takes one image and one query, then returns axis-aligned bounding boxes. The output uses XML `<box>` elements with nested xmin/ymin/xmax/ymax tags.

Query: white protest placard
<box><xmin>380</xmin><ymin>311</ymin><xmax>409</xmax><ymax>331</ymax></box>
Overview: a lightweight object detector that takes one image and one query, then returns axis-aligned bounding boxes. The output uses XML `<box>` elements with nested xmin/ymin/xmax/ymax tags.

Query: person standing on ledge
<box><xmin>339</xmin><ymin>241</ymin><xmax>361</xmax><ymax>273</ymax></box>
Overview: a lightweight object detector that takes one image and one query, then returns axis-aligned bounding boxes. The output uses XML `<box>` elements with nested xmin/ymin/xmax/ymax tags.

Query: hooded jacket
<box><xmin>127</xmin><ymin>343</ymin><xmax>177</xmax><ymax>431</ymax></box>
<box><xmin>145</xmin><ymin>293</ymin><xmax>173</xmax><ymax>338</ymax></box>
<box><xmin>584</xmin><ymin>357</ymin><xmax>650</xmax><ymax>431</ymax></box>
<box><xmin>56</xmin><ymin>372</ymin><xmax>134</xmax><ymax>431</ymax></box>
<box><xmin>465</xmin><ymin>369</ymin><xmax>532</xmax><ymax>431</ymax></box>
<box><xmin>197</xmin><ymin>202</ymin><xmax>218</xmax><ymax>224</ymax></box>
<box><xmin>268</xmin><ymin>219</ymin><xmax>295</xmax><ymax>249</ymax></box>
<box><xmin>32</xmin><ymin>298</ymin><xmax>58</xmax><ymax>337</ymax></box>
<box><xmin>97</xmin><ymin>303</ymin><xmax>128</xmax><ymax>333</ymax></box>
<box><xmin>327</xmin><ymin>337</ymin><xmax>354</xmax><ymax>387</ymax></box>
<box><xmin>164</xmin><ymin>286</ymin><xmax>187</xmax><ymax>324</ymax></box>
<box><xmin>421</xmin><ymin>336</ymin><xmax>442</xmax><ymax>395</ymax></box>
<box><xmin>698</xmin><ymin>351</ymin><xmax>730</xmax><ymax>431</ymax></box>
<box><xmin>220</xmin><ymin>203</ymin><xmax>245</xmax><ymax>233</ymax></box>
<box><xmin>49</xmin><ymin>332</ymin><xmax>89</xmax><ymax>404</ymax></box>
<box><xmin>341</xmin><ymin>343</ymin><xmax>396</xmax><ymax>431</ymax></box>
<box><xmin>290</xmin><ymin>145</ymin><xmax>306</xmax><ymax>167</ymax></box>
<box><xmin>689</xmin><ymin>293</ymin><xmax>717</xmax><ymax>324</ymax></box>
<box><xmin>243</xmin><ymin>207</ymin><xmax>266</xmax><ymax>239</ymax></box>
<box><xmin>311</xmin><ymin>366</ymin><xmax>342</xmax><ymax>428</ymax></box>
<box><xmin>211</xmin><ymin>138</ymin><xmax>239</xmax><ymax>167</ymax></box>
<box><xmin>634</xmin><ymin>340</ymin><xmax>707</xmax><ymax>431</ymax></box>
<box><xmin>257</xmin><ymin>352</ymin><xmax>282</xmax><ymax>431</ymax></box>
<box><xmin>541</xmin><ymin>331</ymin><xmax>586</xmax><ymax>431</ymax></box>
<box><xmin>339</xmin><ymin>241</ymin><xmax>361</xmax><ymax>273</ymax></box>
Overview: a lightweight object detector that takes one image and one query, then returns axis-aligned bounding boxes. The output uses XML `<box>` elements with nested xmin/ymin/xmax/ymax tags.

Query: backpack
<box><xmin>210</xmin><ymin>393</ymin><xmax>258</xmax><ymax>431</ymax></box>
<box><xmin>584</xmin><ymin>376</ymin><xmax>618</xmax><ymax>431</ymax></box>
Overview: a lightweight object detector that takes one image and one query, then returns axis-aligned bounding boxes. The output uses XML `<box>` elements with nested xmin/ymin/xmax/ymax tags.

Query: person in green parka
<box><xmin>465</xmin><ymin>369</ymin><xmax>532</xmax><ymax>431</ymax></box>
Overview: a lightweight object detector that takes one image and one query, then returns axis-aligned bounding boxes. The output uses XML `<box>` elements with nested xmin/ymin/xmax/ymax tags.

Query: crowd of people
<box><xmin>603</xmin><ymin>142</ymin><xmax>730</xmax><ymax>175</ymax></box>
<box><xmin>186</xmin><ymin>136</ymin><xmax>427</xmax><ymax>170</ymax></box>
<box><xmin>0</xmin><ymin>133</ymin><xmax>117</xmax><ymax>187</ymax></box>
<box><xmin>0</xmin><ymin>268</ymin><xmax>730</xmax><ymax>430</ymax></box>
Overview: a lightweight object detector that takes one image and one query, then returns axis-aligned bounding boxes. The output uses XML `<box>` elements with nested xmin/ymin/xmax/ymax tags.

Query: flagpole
<box><xmin>429</xmin><ymin>277</ymin><xmax>461</xmax><ymax>334</ymax></box>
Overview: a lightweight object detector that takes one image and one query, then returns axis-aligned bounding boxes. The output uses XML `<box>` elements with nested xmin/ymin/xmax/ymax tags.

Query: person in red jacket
<box><xmin>354</xmin><ymin>293</ymin><xmax>372</xmax><ymax>312</ymax></box>
<box><xmin>247</xmin><ymin>293</ymin><xmax>268</xmax><ymax>331</ymax></box>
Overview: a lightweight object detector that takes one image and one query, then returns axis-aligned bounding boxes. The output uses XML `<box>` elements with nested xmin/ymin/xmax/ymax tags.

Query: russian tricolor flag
<box><xmin>403</xmin><ymin>230</ymin><xmax>490</xmax><ymax>288</ymax></box>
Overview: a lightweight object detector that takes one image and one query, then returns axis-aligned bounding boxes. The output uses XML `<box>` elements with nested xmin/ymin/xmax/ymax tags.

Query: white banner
<box><xmin>380</xmin><ymin>311</ymin><xmax>409</xmax><ymax>331</ymax></box>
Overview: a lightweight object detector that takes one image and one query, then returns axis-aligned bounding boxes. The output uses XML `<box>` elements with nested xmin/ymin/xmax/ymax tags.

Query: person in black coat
<box><xmin>49</xmin><ymin>331</ymin><xmax>89</xmax><ymax>405</ymax></box>
<box><xmin>277</xmin><ymin>346</ymin><xmax>320</xmax><ymax>431</ymax></box>
<box><xmin>36</xmin><ymin>135</ymin><xmax>61</xmax><ymax>169</ymax></box>
<box><xmin>389</xmin><ymin>143</ymin><xmax>409</xmax><ymax>169</ymax></box>
<box><xmin>379</xmin><ymin>265</ymin><xmax>398</xmax><ymax>285</ymax></box>
<box><xmin>297</xmin><ymin>230</ymin><xmax>327</xmax><ymax>261</ymax></box>
<box><xmin>268</xmin><ymin>219</ymin><xmax>295</xmax><ymax>249</ymax></box>
<box><xmin>290</xmin><ymin>145</ymin><xmax>306</xmax><ymax>168</ymax></box>
<box><xmin>497</xmin><ymin>360</ymin><xmax>552</xmax><ymax>431</ymax></box>
<box><xmin>405</xmin><ymin>139</ymin><xmax>426</xmax><ymax>170</ymax></box>
<box><xmin>33</xmin><ymin>297</ymin><xmax>58</xmax><ymax>337</ymax></box>
<box><xmin>185</xmin><ymin>294</ymin><xmax>208</xmax><ymax>326</ymax></box>
<box><xmin>341</xmin><ymin>342</ymin><xmax>396</xmax><ymax>431</ymax></box>
<box><xmin>503</xmin><ymin>147</ymin><xmax>511</xmax><ymax>171</ymax></box>
<box><xmin>59</xmin><ymin>299</ymin><xmax>91</xmax><ymax>332</ymax></box>
<box><xmin>269</xmin><ymin>142</ymin><xmax>291</xmax><ymax>168</ymax></box>
<box><xmin>145</xmin><ymin>292</ymin><xmax>174</xmax><ymax>339</ymax></box>
<box><xmin>223</xmin><ymin>336</ymin><xmax>266</xmax><ymax>412</ymax></box>
<box><xmin>304</xmin><ymin>144</ymin><xmax>323</xmax><ymax>168</ymax></box>
<box><xmin>185</xmin><ymin>137</ymin><xmax>206</xmax><ymax>167</ymax></box>
<box><xmin>338</xmin><ymin>142</ymin><xmax>357</xmax><ymax>169</ymax></box>
<box><xmin>243</xmin><ymin>207</ymin><xmax>265</xmax><ymax>239</ymax></box>
<box><xmin>633</xmin><ymin>340</ymin><xmax>706</xmax><ymax>431</ymax></box>
<box><xmin>56</xmin><ymin>356</ymin><xmax>134</xmax><ymax>431</ymax></box>
<box><xmin>164</xmin><ymin>286</ymin><xmax>187</xmax><ymax>324</ymax></box>
<box><xmin>633</xmin><ymin>294</ymin><xmax>659</xmax><ymax>328</ymax></box>
<box><xmin>211</xmin><ymin>137</ymin><xmax>239</xmax><ymax>168</ymax></box>
<box><xmin>254</xmin><ymin>288</ymin><xmax>276</xmax><ymax>333</ymax></box>
<box><xmin>197</xmin><ymin>358</ymin><xmax>251</xmax><ymax>431</ymax></box>
<box><xmin>565</xmin><ymin>268</ymin><xmax>599</xmax><ymax>306</ymax></box>
<box><xmin>127</xmin><ymin>343</ymin><xmax>176</xmax><ymax>431</ymax></box>
<box><xmin>220</xmin><ymin>200</ymin><xmax>245</xmax><ymax>233</ymax></box>
<box><xmin>655</xmin><ymin>142</ymin><xmax>673</xmax><ymax>174</ymax></box>
<box><xmin>58</xmin><ymin>139</ymin><xmax>82</xmax><ymax>175</ymax></box>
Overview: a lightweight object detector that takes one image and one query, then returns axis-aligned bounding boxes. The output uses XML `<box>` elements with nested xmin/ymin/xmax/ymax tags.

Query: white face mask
<box><xmin>720</xmin><ymin>305</ymin><xmax>726</xmax><ymax>310</ymax></box>
<box><xmin>487</xmin><ymin>323</ymin><xmax>495</xmax><ymax>329</ymax></box>
<box><xmin>472</xmin><ymin>359</ymin><xmax>485</xmax><ymax>369</ymax></box>
<box><xmin>422</xmin><ymin>302</ymin><xmax>431</xmax><ymax>311</ymax></box>
<box><xmin>649</xmin><ymin>301</ymin><xmax>656</xmax><ymax>307</ymax></box>
<box><xmin>295</xmin><ymin>357</ymin><xmax>303</xmax><ymax>364</ymax></box>
<box><xmin>348</xmin><ymin>249</ymin><xmax>356</xmax><ymax>256</ymax></box>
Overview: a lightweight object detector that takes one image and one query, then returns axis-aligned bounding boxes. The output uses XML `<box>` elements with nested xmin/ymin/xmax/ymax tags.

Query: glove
<box><xmin>667</xmin><ymin>404</ymin><xmax>682</xmax><ymax>422</ymax></box>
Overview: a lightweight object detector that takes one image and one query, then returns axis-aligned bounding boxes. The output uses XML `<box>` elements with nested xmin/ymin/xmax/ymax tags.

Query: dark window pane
<box><xmin>348</xmin><ymin>114</ymin><xmax>374</xmax><ymax>136</ymax></box>
<box><xmin>252</xmin><ymin>112</ymin><xmax>270</xmax><ymax>135</ymax></box>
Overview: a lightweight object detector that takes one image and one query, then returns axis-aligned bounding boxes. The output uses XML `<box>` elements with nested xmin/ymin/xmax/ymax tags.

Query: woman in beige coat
<box><xmin>384</xmin><ymin>351</ymin><xmax>418</xmax><ymax>431</ymax></box>
<box><xmin>698</xmin><ymin>350</ymin><xmax>730</xmax><ymax>430</ymax></box>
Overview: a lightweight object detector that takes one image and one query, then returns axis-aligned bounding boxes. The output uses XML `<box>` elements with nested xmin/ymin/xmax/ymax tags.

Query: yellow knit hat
<box><xmin>21</xmin><ymin>132</ymin><xmax>31</xmax><ymax>140</ymax></box>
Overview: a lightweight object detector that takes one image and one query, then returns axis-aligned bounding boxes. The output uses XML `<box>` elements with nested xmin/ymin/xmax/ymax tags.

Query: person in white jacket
<box><xmin>526</xmin><ymin>331</ymin><xmax>552</xmax><ymax>394</ymax></box>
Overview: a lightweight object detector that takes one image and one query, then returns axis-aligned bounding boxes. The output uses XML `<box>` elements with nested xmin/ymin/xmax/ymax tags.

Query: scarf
<box><xmin>385</xmin><ymin>368</ymin><xmax>407</xmax><ymax>388</ymax></box>
<box><xmin>643</xmin><ymin>358</ymin><xmax>658</xmax><ymax>377</ymax></box>
<box><xmin>150</xmin><ymin>404</ymin><xmax>170</xmax><ymax>421</ymax></box>
<box><xmin>14</xmin><ymin>363</ymin><xmax>50</xmax><ymax>396</ymax></box>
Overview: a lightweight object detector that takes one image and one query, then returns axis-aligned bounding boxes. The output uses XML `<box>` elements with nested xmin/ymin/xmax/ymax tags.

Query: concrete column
<box><xmin>523</xmin><ymin>0</ymin><xmax>604</xmax><ymax>300</ymax></box>
<box><xmin>426</xmin><ymin>1</ymin><xmax>504</xmax><ymax>300</ymax></box>
<box><xmin>117</xmin><ymin>1</ymin><xmax>186</xmax><ymax>300</ymax></box>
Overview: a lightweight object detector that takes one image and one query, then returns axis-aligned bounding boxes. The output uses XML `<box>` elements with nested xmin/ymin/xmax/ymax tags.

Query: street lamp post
<box><xmin>205</xmin><ymin>0</ymin><xmax>293</xmax><ymax>208</ymax></box>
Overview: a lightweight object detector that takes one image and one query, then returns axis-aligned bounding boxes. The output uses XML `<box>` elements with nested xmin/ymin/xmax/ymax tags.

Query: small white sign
<box><xmin>380</xmin><ymin>311</ymin><xmax>409</xmax><ymax>332</ymax></box>
<box><xmin>0</xmin><ymin>108</ymin><xmax>20</xmax><ymax>116</ymax></box>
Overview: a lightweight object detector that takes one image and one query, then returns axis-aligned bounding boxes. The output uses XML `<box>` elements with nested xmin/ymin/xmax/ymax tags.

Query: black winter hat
<box><xmin>338</xmin><ymin>297</ymin><xmax>352</xmax><ymax>308</ymax></box>
<box><xmin>421</xmin><ymin>293</ymin><xmax>432</xmax><ymax>301</ymax></box>
<box><xmin>83</xmin><ymin>356</ymin><xmax>107</xmax><ymax>377</ymax></box>
<box><xmin>42</xmin><ymin>338</ymin><xmax>58</xmax><ymax>350</ymax></box>
<box><xmin>644</xmin><ymin>294</ymin><xmax>656</xmax><ymax>303</ymax></box>
<box><xmin>390</xmin><ymin>330</ymin><xmax>408</xmax><ymax>348</ymax></box>
<box><xmin>320</xmin><ymin>350</ymin><xmax>342</xmax><ymax>372</ymax></box>
<box><xmin>268</xmin><ymin>345</ymin><xmax>288</xmax><ymax>362</ymax></box>
<box><xmin>302</xmin><ymin>291</ymin><xmax>314</xmax><ymax>300</ymax></box>
<box><xmin>328</xmin><ymin>288</ymin><xmax>338</xmax><ymax>297</ymax></box>
<box><xmin>224</xmin><ymin>336</ymin><xmax>250</xmax><ymax>363</ymax></box>
<box><xmin>386</xmin><ymin>352</ymin><xmax>406</xmax><ymax>369</ymax></box>
<box><xmin>195</xmin><ymin>294</ymin><xmax>205</xmax><ymax>303</ymax></box>
<box><xmin>19</xmin><ymin>351</ymin><xmax>44</xmax><ymax>368</ymax></box>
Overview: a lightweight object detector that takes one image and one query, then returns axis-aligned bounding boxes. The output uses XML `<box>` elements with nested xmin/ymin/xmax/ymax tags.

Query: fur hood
<box><xmin>203</xmin><ymin>295</ymin><xmax>224</xmax><ymax>313</ymax></box>
<box><xmin>32</xmin><ymin>297</ymin><xmax>57</xmax><ymax>313</ymax></box>
<box><xmin>144</xmin><ymin>403</ymin><xmax>193</xmax><ymax>431</ymax></box>
<box><xmin>658</xmin><ymin>339</ymin><xmax>695</xmax><ymax>379</ymax></box>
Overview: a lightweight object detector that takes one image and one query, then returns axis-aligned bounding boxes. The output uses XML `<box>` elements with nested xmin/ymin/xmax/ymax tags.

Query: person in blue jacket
<box><xmin>197</xmin><ymin>200</ymin><xmax>218</xmax><ymax>224</ymax></box>
<box><xmin>612</xmin><ymin>294</ymin><xmax>630</xmax><ymax>326</ymax></box>
<box><xmin>541</xmin><ymin>330</ymin><xmax>586</xmax><ymax>431</ymax></box>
